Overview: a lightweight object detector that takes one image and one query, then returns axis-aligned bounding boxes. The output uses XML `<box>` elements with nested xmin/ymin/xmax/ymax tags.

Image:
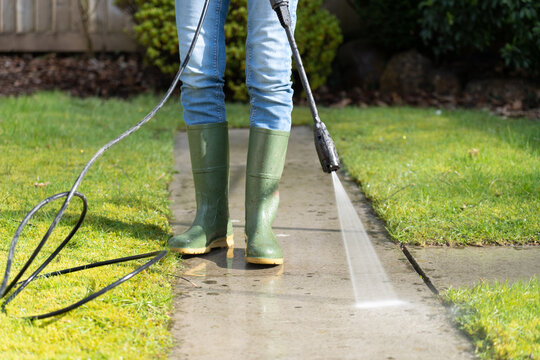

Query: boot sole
<box><xmin>170</xmin><ymin>235</ymin><xmax>234</xmax><ymax>255</ymax></box>
<box><xmin>245</xmin><ymin>256</ymin><xmax>283</xmax><ymax>265</ymax></box>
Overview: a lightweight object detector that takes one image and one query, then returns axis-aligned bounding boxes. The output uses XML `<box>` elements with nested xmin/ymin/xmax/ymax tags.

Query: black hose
<box><xmin>0</xmin><ymin>0</ymin><xmax>210</xmax><ymax>321</ymax></box>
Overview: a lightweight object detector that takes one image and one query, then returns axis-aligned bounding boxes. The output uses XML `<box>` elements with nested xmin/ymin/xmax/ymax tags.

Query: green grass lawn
<box><xmin>0</xmin><ymin>92</ymin><xmax>186</xmax><ymax>359</ymax></box>
<box><xmin>1</xmin><ymin>92</ymin><xmax>538</xmax><ymax>358</ymax></box>
<box><xmin>0</xmin><ymin>92</ymin><xmax>309</xmax><ymax>359</ymax></box>
<box><xmin>322</xmin><ymin>106</ymin><xmax>539</xmax><ymax>246</ymax></box>
<box><xmin>446</xmin><ymin>278</ymin><xmax>539</xmax><ymax>360</ymax></box>
<box><xmin>318</xmin><ymin>105</ymin><xmax>539</xmax><ymax>359</ymax></box>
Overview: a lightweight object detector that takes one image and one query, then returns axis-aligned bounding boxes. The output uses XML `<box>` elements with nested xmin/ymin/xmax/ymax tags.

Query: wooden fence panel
<box><xmin>36</xmin><ymin>0</ymin><xmax>53</xmax><ymax>33</ymax></box>
<box><xmin>17</xmin><ymin>0</ymin><xmax>34</xmax><ymax>33</ymax></box>
<box><xmin>0</xmin><ymin>0</ymin><xmax>137</xmax><ymax>52</ymax></box>
<box><xmin>88</xmin><ymin>0</ymin><xmax>105</xmax><ymax>33</ymax></box>
<box><xmin>0</xmin><ymin>0</ymin><xmax>16</xmax><ymax>33</ymax></box>
<box><xmin>107</xmin><ymin>0</ymin><xmax>127</xmax><ymax>32</ymax></box>
<box><xmin>54</xmin><ymin>0</ymin><xmax>72</xmax><ymax>32</ymax></box>
<box><xmin>70</xmin><ymin>0</ymin><xmax>81</xmax><ymax>32</ymax></box>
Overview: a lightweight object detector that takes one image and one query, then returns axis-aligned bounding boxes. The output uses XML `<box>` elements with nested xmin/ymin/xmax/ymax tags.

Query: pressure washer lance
<box><xmin>270</xmin><ymin>0</ymin><xmax>340</xmax><ymax>173</ymax></box>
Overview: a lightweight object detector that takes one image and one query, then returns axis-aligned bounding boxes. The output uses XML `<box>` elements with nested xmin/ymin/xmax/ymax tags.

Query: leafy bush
<box><xmin>420</xmin><ymin>0</ymin><xmax>540</xmax><ymax>73</ymax></box>
<box><xmin>294</xmin><ymin>0</ymin><xmax>343</xmax><ymax>91</ymax></box>
<box><xmin>130</xmin><ymin>0</ymin><xmax>342</xmax><ymax>101</ymax></box>
<box><xmin>132</xmin><ymin>0</ymin><xmax>179</xmax><ymax>74</ymax></box>
<box><xmin>351</xmin><ymin>0</ymin><xmax>423</xmax><ymax>52</ymax></box>
<box><xmin>350</xmin><ymin>0</ymin><xmax>540</xmax><ymax>74</ymax></box>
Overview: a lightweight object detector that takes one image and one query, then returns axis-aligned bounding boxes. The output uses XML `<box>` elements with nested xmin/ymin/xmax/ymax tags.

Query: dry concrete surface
<box><xmin>409</xmin><ymin>246</ymin><xmax>539</xmax><ymax>290</ymax></box>
<box><xmin>168</xmin><ymin>127</ymin><xmax>475</xmax><ymax>360</ymax></box>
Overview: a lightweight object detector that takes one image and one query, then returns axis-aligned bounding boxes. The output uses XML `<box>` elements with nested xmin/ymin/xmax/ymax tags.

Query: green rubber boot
<box><xmin>168</xmin><ymin>122</ymin><xmax>233</xmax><ymax>254</ymax></box>
<box><xmin>245</xmin><ymin>127</ymin><xmax>289</xmax><ymax>265</ymax></box>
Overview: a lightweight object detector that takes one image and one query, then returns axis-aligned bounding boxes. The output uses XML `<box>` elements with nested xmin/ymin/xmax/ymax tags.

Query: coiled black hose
<box><xmin>0</xmin><ymin>0</ymin><xmax>210</xmax><ymax>321</ymax></box>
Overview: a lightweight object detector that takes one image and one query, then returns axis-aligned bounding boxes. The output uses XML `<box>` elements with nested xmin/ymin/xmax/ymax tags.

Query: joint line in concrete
<box><xmin>399</xmin><ymin>243</ymin><xmax>440</xmax><ymax>295</ymax></box>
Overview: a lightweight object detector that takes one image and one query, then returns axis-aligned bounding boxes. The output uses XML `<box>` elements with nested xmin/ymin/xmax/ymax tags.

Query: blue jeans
<box><xmin>175</xmin><ymin>0</ymin><xmax>298</xmax><ymax>131</ymax></box>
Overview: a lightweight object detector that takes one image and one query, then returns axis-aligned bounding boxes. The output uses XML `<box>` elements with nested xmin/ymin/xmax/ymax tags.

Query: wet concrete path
<box><xmin>168</xmin><ymin>127</ymin><xmax>474</xmax><ymax>360</ymax></box>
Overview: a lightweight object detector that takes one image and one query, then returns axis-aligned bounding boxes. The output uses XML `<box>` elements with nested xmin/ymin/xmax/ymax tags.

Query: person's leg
<box><xmin>176</xmin><ymin>0</ymin><xmax>230</xmax><ymax>125</ymax></box>
<box><xmin>245</xmin><ymin>0</ymin><xmax>298</xmax><ymax>131</ymax></box>
<box><xmin>244</xmin><ymin>0</ymin><xmax>298</xmax><ymax>264</ymax></box>
<box><xmin>169</xmin><ymin>0</ymin><xmax>233</xmax><ymax>254</ymax></box>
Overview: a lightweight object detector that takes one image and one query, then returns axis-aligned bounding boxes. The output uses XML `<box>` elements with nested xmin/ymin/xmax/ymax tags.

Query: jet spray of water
<box><xmin>331</xmin><ymin>172</ymin><xmax>404</xmax><ymax>309</ymax></box>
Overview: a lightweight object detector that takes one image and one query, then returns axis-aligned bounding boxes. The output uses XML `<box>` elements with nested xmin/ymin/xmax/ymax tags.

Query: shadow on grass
<box><xmin>83</xmin><ymin>214</ymin><xmax>169</xmax><ymax>242</ymax></box>
<box><xmin>451</xmin><ymin>111</ymin><xmax>539</xmax><ymax>153</ymax></box>
<box><xmin>0</xmin><ymin>210</ymin><xmax>170</xmax><ymax>245</ymax></box>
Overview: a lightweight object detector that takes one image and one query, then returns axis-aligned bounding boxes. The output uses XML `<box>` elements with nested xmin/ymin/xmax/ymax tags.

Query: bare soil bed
<box><xmin>2</xmin><ymin>53</ymin><xmax>538</xmax><ymax>119</ymax></box>
<box><xmin>0</xmin><ymin>53</ymin><xmax>170</xmax><ymax>98</ymax></box>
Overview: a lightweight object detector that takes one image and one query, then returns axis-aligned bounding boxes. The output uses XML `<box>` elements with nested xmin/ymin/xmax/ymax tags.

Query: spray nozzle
<box><xmin>269</xmin><ymin>0</ymin><xmax>340</xmax><ymax>174</ymax></box>
<box><xmin>314</xmin><ymin>121</ymin><xmax>340</xmax><ymax>173</ymax></box>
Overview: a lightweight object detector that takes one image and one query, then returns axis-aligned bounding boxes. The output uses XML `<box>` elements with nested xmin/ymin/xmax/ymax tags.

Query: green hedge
<box><xmin>420</xmin><ymin>0</ymin><xmax>540</xmax><ymax>73</ymax></box>
<box><xmin>130</xmin><ymin>0</ymin><xmax>342</xmax><ymax>101</ymax></box>
<box><xmin>351</xmin><ymin>0</ymin><xmax>540</xmax><ymax>74</ymax></box>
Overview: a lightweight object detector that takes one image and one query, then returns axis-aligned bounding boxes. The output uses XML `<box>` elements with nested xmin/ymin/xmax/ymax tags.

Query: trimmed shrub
<box><xmin>130</xmin><ymin>0</ymin><xmax>342</xmax><ymax>101</ymax></box>
<box><xmin>132</xmin><ymin>0</ymin><xmax>179</xmax><ymax>74</ymax></box>
<box><xmin>420</xmin><ymin>0</ymin><xmax>540</xmax><ymax>73</ymax></box>
<box><xmin>294</xmin><ymin>0</ymin><xmax>343</xmax><ymax>93</ymax></box>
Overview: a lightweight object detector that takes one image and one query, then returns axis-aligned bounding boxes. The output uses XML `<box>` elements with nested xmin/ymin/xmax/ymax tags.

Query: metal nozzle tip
<box><xmin>314</xmin><ymin>122</ymin><xmax>340</xmax><ymax>174</ymax></box>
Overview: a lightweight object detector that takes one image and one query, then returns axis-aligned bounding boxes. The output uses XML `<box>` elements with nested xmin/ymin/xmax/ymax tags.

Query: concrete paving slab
<box><xmin>168</xmin><ymin>127</ymin><xmax>475</xmax><ymax>360</ymax></box>
<box><xmin>408</xmin><ymin>246</ymin><xmax>540</xmax><ymax>290</ymax></box>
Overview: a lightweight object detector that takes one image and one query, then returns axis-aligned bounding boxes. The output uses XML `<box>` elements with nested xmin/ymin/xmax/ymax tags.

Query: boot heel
<box><xmin>209</xmin><ymin>234</ymin><xmax>234</xmax><ymax>249</ymax></box>
<box><xmin>245</xmin><ymin>256</ymin><xmax>283</xmax><ymax>265</ymax></box>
